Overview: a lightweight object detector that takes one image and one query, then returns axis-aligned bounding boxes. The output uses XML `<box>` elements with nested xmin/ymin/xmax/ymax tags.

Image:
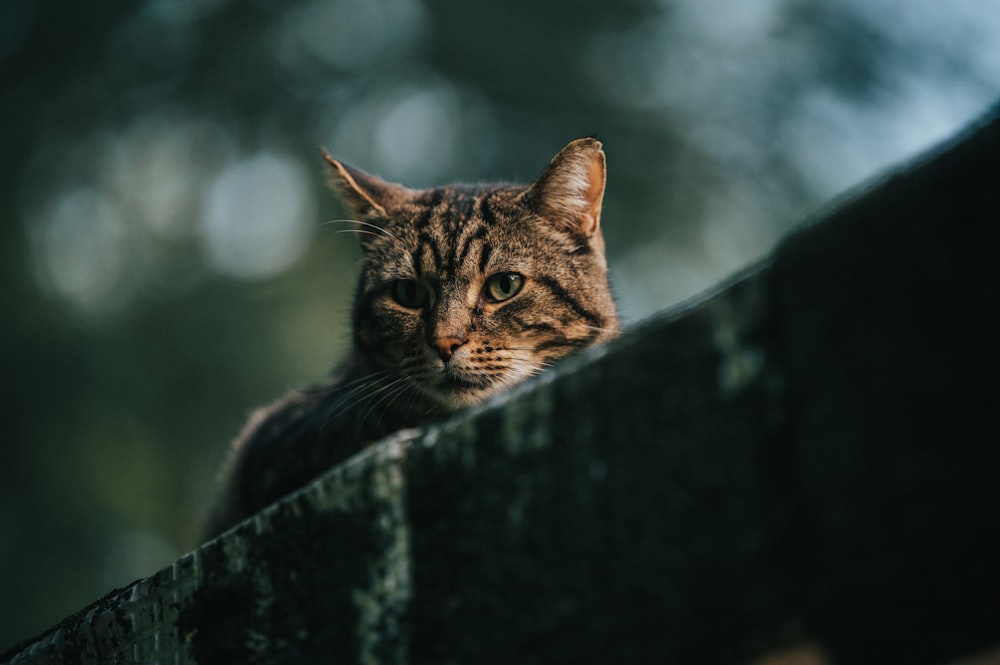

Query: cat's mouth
<box><xmin>417</xmin><ymin>367</ymin><xmax>496</xmax><ymax>409</ymax></box>
<box><xmin>436</xmin><ymin>372</ymin><xmax>491</xmax><ymax>392</ymax></box>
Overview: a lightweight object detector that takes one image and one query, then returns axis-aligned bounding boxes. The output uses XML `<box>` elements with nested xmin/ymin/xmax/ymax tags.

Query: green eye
<box><xmin>391</xmin><ymin>279</ymin><xmax>429</xmax><ymax>308</ymax></box>
<box><xmin>484</xmin><ymin>273</ymin><xmax>524</xmax><ymax>302</ymax></box>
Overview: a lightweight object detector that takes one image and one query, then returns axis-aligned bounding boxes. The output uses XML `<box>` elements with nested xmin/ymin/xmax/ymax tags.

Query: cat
<box><xmin>203</xmin><ymin>137</ymin><xmax>620</xmax><ymax>539</ymax></box>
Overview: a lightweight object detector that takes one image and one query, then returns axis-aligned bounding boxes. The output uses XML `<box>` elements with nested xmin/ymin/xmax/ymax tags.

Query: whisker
<box><xmin>582</xmin><ymin>324</ymin><xmax>620</xmax><ymax>334</ymax></box>
<box><xmin>334</xmin><ymin>229</ymin><xmax>390</xmax><ymax>240</ymax></box>
<box><xmin>340</xmin><ymin>376</ymin><xmax>409</xmax><ymax>417</ymax></box>
<box><xmin>354</xmin><ymin>379</ymin><xmax>415</xmax><ymax>437</ymax></box>
<box><xmin>320</xmin><ymin>372</ymin><xmax>398</xmax><ymax>425</ymax></box>
<box><xmin>320</xmin><ymin>218</ymin><xmax>402</xmax><ymax>243</ymax></box>
<box><xmin>326</xmin><ymin>368</ymin><xmax>392</xmax><ymax>394</ymax></box>
<box><xmin>363</xmin><ymin>381</ymin><xmax>414</xmax><ymax>430</ymax></box>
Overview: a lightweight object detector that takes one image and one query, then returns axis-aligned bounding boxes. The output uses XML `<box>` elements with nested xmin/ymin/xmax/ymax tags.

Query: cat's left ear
<box><xmin>523</xmin><ymin>137</ymin><xmax>606</xmax><ymax>238</ymax></box>
<box><xmin>320</xmin><ymin>148</ymin><xmax>412</xmax><ymax>219</ymax></box>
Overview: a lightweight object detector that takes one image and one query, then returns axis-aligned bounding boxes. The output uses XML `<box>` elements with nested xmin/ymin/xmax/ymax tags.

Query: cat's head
<box><xmin>323</xmin><ymin>138</ymin><xmax>619</xmax><ymax>412</ymax></box>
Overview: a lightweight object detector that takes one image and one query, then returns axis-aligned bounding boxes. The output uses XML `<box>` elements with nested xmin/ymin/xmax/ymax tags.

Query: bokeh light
<box><xmin>201</xmin><ymin>152</ymin><xmax>314</xmax><ymax>280</ymax></box>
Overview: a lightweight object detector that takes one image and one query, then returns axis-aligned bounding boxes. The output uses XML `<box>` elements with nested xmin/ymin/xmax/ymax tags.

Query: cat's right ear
<box><xmin>320</xmin><ymin>149</ymin><xmax>410</xmax><ymax>220</ymax></box>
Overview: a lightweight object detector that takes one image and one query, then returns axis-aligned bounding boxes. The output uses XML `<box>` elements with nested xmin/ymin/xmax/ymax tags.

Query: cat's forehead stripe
<box><xmin>448</xmin><ymin>194</ymin><xmax>497</xmax><ymax>277</ymax></box>
<box><xmin>405</xmin><ymin>189</ymin><xmax>492</xmax><ymax>280</ymax></box>
<box><xmin>412</xmin><ymin>189</ymin><xmax>445</xmax><ymax>230</ymax></box>
<box><xmin>447</xmin><ymin>192</ymin><xmax>478</xmax><ymax>232</ymax></box>
<box><xmin>477</xmin><ymin>193</ymin><xmax>499</xmax><ymax>227</ymax></box>
<box><xmin>416</xmin><ymin>230</ymin><xmax>444</xmax><ymax>277</ymax></box>
<box><xmin>478</xmin><ymin>241</ymin><xmax>493</xmax><ymax>274</ymax></box>
<box><xmin>454</xmin><ymin>225</ymin><xmax>488</xmax><ymax>273</ymax></box>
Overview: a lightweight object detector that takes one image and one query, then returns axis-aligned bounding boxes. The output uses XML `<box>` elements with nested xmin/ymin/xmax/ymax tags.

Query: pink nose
<box><xmin>433</xmin><ymin>336</ymin><xmax>467</xmax><ymax>362</ymax></box>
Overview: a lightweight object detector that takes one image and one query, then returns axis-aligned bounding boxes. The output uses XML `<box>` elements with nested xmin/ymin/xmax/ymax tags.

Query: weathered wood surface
<box><xmin>4</xmin><ymin>103</ymin><xmax>999</xmax><ymax>664</ymax></box>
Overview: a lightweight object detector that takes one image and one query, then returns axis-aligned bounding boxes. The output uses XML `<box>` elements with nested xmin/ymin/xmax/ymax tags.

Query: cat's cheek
<box><xmin>355</xmin><ymin>302</ymin><xmax>423</xmax><ymax>370</ymax></box>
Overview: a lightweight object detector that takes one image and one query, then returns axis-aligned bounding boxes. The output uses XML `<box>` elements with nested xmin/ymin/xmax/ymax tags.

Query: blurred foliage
<box><xmin>1</xmin><ymin>0</ymin><xmax>997</xmax><ymax>650</ymax></box>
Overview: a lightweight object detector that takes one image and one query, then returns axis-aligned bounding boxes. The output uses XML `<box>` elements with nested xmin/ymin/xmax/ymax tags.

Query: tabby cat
<box><xmin>204</xmin><ymin>138</ymin><xmax>619</xmax><ymax>538</ymax></box>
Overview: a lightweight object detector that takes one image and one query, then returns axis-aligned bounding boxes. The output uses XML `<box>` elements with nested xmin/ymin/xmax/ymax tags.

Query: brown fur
<box><xmin>203</xmin><ymin>138</ymin><xmax>619</xmax><ymax>539</ymax></box>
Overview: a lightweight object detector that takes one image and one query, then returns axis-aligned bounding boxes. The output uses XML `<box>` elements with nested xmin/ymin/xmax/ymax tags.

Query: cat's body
<box><xmin>204</xmin><ymin>138</ymin><xmax>619</xmax><ymax>539</ymax></box>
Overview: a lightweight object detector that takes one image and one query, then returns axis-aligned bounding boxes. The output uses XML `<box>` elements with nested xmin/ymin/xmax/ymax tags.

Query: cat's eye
<box><xmin>484</xmin><ymin>273</ymin><xmax>524</xmax><ymax>302</ymax></box>
<box><xmin>391</xmin><ymin>279</ymin><xmax>429</xmax><ymax>309</ymax></box>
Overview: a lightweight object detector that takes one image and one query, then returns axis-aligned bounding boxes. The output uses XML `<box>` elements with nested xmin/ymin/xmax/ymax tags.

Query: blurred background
<box><xmin>1</xmin><ymin>0</ymin><xmax>998</xmax><ymax>650</ymax></box>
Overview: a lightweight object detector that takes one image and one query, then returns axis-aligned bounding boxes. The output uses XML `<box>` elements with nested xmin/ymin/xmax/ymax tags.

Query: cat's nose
<box><xmin>432</xmin><ymin>336</ymin><xmax>467</xmax><ymax>363</ymax></box>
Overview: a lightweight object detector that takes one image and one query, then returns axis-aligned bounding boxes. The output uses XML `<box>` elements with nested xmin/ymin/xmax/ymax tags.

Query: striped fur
<box><xmin>204</xmin><ymin>138</ymin><xmax>619</xmax><ymax>538</ymax></box>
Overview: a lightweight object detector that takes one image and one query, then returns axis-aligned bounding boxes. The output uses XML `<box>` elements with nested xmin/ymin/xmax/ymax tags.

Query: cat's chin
<box><xmin>419</xmin><ymin>376</ymin><xmax>498</xmax><ymax>411</ymax></box>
